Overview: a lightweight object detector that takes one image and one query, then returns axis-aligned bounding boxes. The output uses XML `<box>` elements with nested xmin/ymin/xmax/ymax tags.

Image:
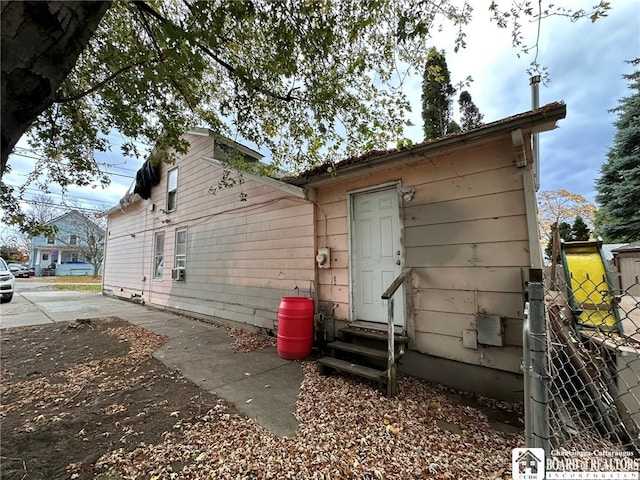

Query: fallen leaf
<box><xmin>386</xmin><ymin>423</ymin><xmax>401</xmax><ymax>435</ymax></box>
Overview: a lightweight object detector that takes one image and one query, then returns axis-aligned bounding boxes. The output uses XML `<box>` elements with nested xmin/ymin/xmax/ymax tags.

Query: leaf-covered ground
<box><xmin>0</xmin><ymin>318</ymin><xmax>523</xmax><ymax>479</ymax></box>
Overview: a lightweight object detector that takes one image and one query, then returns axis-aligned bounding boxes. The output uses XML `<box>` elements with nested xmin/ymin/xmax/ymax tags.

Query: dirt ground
<box><xmin>0</xmin><ymin>317</ymin><xmax>227</xmax><ymax>480</ymax></box>
<box><xmin>1</xmin><ymin>317</ymin><xmax>524</xmax><ymax>480</ymax></box>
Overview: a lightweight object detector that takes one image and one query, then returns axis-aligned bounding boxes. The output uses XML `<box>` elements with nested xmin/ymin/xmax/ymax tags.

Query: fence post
<box><xmin>528</xmin><ymin>280</ymin><xmax>551</xmax><ymax>453</ymax></box>
<box><xmin>523</xmin><ymin>301</ymin><xmax>532</xmax><ymax>447</ymax></box>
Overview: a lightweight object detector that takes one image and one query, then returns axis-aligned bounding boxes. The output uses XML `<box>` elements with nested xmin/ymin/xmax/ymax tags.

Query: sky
<box><xmin>3</xmin><ymin>0</ymin><xmax>639</xmax><ymax>216</ymax></box>
<box><xmin>405</xmin><ymin>0</ymin><xmax>640</xmax><ymax>205</ymax></box>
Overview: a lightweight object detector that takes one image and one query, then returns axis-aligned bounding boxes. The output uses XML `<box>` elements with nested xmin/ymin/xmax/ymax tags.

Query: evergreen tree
<box><xmin>447</xmin><ymin>121</ymin><xmax>462</xmax><ymax>134</ymax></box>
<box><xmin>545</xmin><ymin>216</ymin><xmax>592</xmax><ymax>260</ymax></box>
<box><xmin>458</xmin><ymin>90</ymin><xmax>484</xmax><ymax>130</ymax></box>
<box><xmin>558</xmin><ymin>221</ymin><xmax>573</xmax><ymax>241</ymax></box>
<box><xmin>571</xmin><ymin>215</ymin><xmax>591</xmax><ymax>241</ymax></box>
<box><xmin>595</xmin><ymin>59</ymin><xmax>640</xmax><ymax>242</ymax></box>
<box><xmin>422</xmin><ymin>48</ymin><xmax>456</xmax><ymax>139</ymax></box>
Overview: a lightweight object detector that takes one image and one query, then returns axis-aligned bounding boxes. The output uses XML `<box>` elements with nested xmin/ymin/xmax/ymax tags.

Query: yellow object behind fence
<box><xmin>563</xmin><ymin>244</ymin><xmax>618</xmax><ymax>330</ymax></box>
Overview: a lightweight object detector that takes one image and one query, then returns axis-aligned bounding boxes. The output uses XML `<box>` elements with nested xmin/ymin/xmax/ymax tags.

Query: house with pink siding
<box><xmin>103</xmin><ymin>103</ymin><xmax>566</xmax><ymax>400</ymax></box>
<box><xmin>103</xmin><ymin>131</ymin><xmax>316</xmax><ymax>330</ymax></box>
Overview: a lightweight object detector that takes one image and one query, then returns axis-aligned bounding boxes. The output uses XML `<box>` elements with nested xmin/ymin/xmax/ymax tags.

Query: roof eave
<box><xmin>105</xmin><ymin>192</ymin><xmax>142</xmax><ymax>216</ymax></box>
<box><xmin>201</xmin><ymin>156</ymin><xmax>315</xmax><ymax>201</ymax></box>
<box><xmin>291</xmin><ymin>102</ymin><xmax>567</xmax><ymax>187</ymax></box>
<box><xmin>188</xmin><ymin>128</ymin><xmax>264</xmax><ymax>160</ymax></box>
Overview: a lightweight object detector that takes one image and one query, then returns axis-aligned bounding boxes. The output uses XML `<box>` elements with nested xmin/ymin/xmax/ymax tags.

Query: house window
<box><xmin>89</xmin><ymin>235</ymin><xmax>95</xmax><ymax>246</ymax></box>
<box><xmin>167</xmin><ymin>168</ymin><xmax>178</xmax><ymax>211</ymax></box>
<box><xmin>47</xmin><ymin>234</ymin><xmax>55</xmax><ymax>244</ymax></box>
<box><xmin>154</xmin><ymin>232</ymin><xmax>165</xmax><ymax>279</ymax></box>
<box><xmin>72</xmin><ymin>253</ymin><xmax>79</xmax><ymax>262</ymax></box>
<box><xmin>42</xmin><ymin>253</ymin><xmax>49</xmax><ymax>261</ymax></box>
<box><xmin>70</xmin><ymin>234</ymin><xmax>77</xmax><ymax>246</ymax></box>
<box><xmin>175</xmin><ymin>228</ymin><xmax>187</xmax><ymax>269</ymax></box>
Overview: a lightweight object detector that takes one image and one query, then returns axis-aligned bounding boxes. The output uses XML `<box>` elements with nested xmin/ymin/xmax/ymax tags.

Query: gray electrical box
<box><xmin>462</xmin><ymin>329</ymin><xmax>478</xmax><ymax>349</ymax></box>
<box><xmin>476</xmin><ymin>314</ymin><xmax>504</xmax><ymax>346</ymax></box>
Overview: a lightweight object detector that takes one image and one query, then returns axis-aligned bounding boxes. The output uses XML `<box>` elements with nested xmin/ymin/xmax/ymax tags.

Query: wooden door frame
<box><xmin>347</xmin><ymin>181</ymin><xmax>405</xmax><ymax>326</ymax></box>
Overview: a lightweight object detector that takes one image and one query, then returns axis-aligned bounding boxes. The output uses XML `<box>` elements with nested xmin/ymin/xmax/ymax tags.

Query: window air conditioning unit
<box><xmin>171</xmin><ymin>267</ymin><xmax>185</xmax><ymax>281</ymax></box>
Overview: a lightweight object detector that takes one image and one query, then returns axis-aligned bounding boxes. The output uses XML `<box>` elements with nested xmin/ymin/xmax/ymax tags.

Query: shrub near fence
<box><xmin>524</xmin><ymin>274</ymin><xmax>640</xmax><ymax>454</ymax></box>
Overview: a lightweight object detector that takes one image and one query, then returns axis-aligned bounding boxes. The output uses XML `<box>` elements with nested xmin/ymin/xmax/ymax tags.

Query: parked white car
<box><xmin>8</xmin><ymin>263</ymin><xmax>29</xmax><ymax>278</ymax></box>
<box><xmin>0</xmin><ymin>257</ymin><xmax>16</xmax><ymax>303</ymax></box>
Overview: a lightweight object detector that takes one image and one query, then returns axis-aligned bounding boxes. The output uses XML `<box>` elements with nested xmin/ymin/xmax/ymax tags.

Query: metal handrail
<box><xmin>381</xmin><ymin>268</ymin><xmax>412</xmax><ymax>397</ymax></box>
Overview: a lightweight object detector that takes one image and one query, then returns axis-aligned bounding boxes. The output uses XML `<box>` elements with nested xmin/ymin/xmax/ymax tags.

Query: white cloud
<box><xmin>403</xmin><ymin>1</ymin><xmax>639</xmax><ymax>204</ymax></box>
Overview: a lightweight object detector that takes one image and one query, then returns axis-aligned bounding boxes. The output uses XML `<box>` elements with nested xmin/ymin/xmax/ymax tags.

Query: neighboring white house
<box><xmin>30</xmin><ymin>210</ymin><xmax>105</xmax><ymax>276</ymax></box>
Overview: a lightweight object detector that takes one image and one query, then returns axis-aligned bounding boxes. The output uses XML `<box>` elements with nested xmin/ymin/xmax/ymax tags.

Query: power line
<box><xmin>8</xmin><ymin>187</ymin><xmax>118</xmax><ymax>211</ymax></box>
<box><xmin>9</xmin><ymin>152</ymin><xmax>136</xmax><ymax>180</ymax></box>
<box><xmin>20</xmin><ymin>199</ymin><xmax>107</xmax><ymax>214</ymax></box>
<box><xmin>98</xmin><ymin>163</ymin><xmax>139</xmax><ymax>173</ymax></box>
<box><xmin>13</xmin><ymin>185</ymin><xmax>117</xmax><ymax>202</ymax></box>
<box><xmin>26</xmin><ymin>192</ymin><xmax>113</xmax><ymax>207</ymax></box>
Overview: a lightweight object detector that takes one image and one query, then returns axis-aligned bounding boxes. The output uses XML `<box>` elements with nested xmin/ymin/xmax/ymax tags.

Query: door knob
<box><xmin>396</xmin><ymin>260</ymin><xmax>401</xmax><ymax>265</ymax></box>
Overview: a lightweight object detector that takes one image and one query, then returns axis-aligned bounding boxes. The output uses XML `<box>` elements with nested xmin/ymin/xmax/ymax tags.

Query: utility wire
<box><xmin>20</xmin><ymin>189</ymin><xmax>115</xmax><ymax>206</ymax></box>
<box><xmin>20</xmin><ymin>199</ymin><xmax>107</xmax><ymax>214</ymax></box>
<box><xmin>8</xmin><ymin>152</ymin><xmax>137</xmax><ymax>180</ymax></box>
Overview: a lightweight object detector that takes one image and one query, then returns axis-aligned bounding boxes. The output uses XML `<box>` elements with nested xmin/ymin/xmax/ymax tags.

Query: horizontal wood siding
<box><xmin>103</xmin><ymin>201</ymin><xmax>151</xmax><ymax>300</ymax></box>
<box><xmin>104</xmin><ymin>134</ymin><xmax>315</xmax><ymax>328</ymax></box>
<box><xmin>314</xmin><ymin>138</ymin><xmax>529</xmax><ymax>372</ymax></box>
<box><xmin>414</xmin><ymin>332</ymin><xmax>522</xmax><ymax>372</ymax></box>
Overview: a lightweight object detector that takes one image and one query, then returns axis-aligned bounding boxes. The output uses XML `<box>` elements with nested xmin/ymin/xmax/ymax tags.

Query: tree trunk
<box><xmin>1</xmin><ymin>1</ymin><xmax>111</xmax><ymax>175</ymax></box>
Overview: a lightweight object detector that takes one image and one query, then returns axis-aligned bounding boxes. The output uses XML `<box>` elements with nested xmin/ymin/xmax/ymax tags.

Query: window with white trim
<box><xmin>47</xmin><ymin>234</ymin><xmax>55</xmax><ymax>244</ymax></box>
<box><xmin>154</xmin><ymin>232</ymin><xmax>165</xmax><ymax>279</ymax></box>
<box><xmin>175</xmin><ymin>228</ymin><xmax>187</xmax><ymax>269</ymax></box>
<box><xmin>167</xmin><ymin>168</ymin><xmax>178</xmax><ymax>211</ymax></box>
<box><xmin>69</xmin><ymin>234</ymin><xmax>77</xmax><ymax>246</ymax></box>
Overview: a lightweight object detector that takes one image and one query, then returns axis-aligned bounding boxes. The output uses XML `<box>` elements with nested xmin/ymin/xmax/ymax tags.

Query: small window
<box><xmin>42</xmin><ymin>253</ymin><xmax>49</xmax><ymax>261</ymax></box>
<box><xmin>47</xmin><ymin>234</ymin><xmax>55</xmax><ymax>244</ymax></box>
<box><xmin>167</xmin><ymin>168</ymin><xmax>178</xmax><ymax>211</ymax></box>
<box><xmin>89</xmin><ymin>235</ymin><xmax>95</xmax><ymax>246</ymax></box>
<box><xmin>70</xmin><ymin>234</ymin><xmax>77</xmax><ymax>246</ymax></box>
<box><xmin>72</xmin><ymin>253</ymin><xmax>79</xmax><ymax>262</ymax></box>
<box><xmin>175</xmin><ymin>228</ymin><xmax>187</xmax><ymax>269</ymax></box>
<box><xmin>154</xmin><ymin>232</ymin><xmax>165</xmax><ymax>279</ymax></box>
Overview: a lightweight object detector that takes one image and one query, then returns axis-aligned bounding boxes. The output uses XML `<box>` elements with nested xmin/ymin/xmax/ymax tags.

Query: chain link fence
<box><xmin>524</xmin><ymin>265</ymin><xmax>640</xmax><ymax>454</ymax></box>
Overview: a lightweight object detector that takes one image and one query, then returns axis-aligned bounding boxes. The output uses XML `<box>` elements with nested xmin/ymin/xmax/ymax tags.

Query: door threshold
<box><xmin>351</xmin><ymin>320</ymin><xmax>405</xmax><ymax>335</ymax></box>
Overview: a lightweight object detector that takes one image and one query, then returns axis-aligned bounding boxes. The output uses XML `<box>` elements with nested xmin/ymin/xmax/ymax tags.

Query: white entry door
<box><xmin>351</xmin><ymin>187</ymin><xmax>404</xmax><ymax>327</ymax></box>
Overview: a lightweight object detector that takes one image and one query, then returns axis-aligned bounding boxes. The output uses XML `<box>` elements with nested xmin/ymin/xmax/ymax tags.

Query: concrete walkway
<box><xmin>0</xmin><ymin>286</ymin><xmax>303</xmax><ymax>437</ymax></box>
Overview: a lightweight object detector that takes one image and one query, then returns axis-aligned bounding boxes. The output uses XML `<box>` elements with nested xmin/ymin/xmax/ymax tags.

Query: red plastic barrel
<box><xmin>277</xmin><ymin>296</ymin><xmax>314</xmax><ymax>360</ymax></box>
